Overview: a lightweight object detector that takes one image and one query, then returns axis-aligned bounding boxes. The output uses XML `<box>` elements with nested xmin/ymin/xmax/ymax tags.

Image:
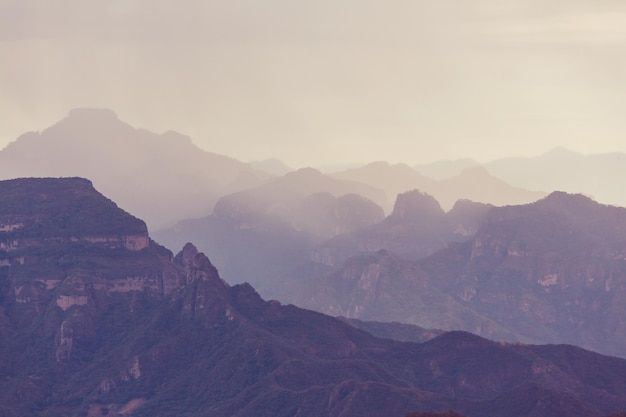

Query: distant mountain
<box><xmin>248</xmin><ymin>158</ymin><xmax>293</xmax><ymax>175</ymax></box>
<box><xmin>300</xmin><ymin>191</ymin><xmax>626</xmax><ymax>358</ymax></box>
<box><xmin>310</xmin><ymin>191</ymin><xmax>493</xmax><ymax>268</ymax></box>
<box><xmin>155</xmin><ymin>190</ymin><xmax>490</xmax><ymax>301</ymax></box>
<box><xmin>414</xmin><ymin>158</ymin><xmax>479</xmax><ymax>180</ymax></box>
<box><xmin>435</xmin><ymin>166</ymin><xmax>545</xmax><ymax>209</ymax></box>
<box><xmin>0</xmin><ymin>108</ymin><xmax>269</xmax><ymax>229</ymax></box>
<box><xmin>153</xmin><ymin>169</ymin><xmax>385</xmax><ymax>297</ymax></box>
<box><xmin>485</xmin><ymin>147</ymin><xmax>626</xmax><ymax>208</ymax></box>
<box><xmin>331</xmin><ymin>162</ymin><xmax>437</xmax><ymax>212</ymax></box>
<box><xmin>3</xmin><ymin>177</ymin><xmax>626</xmax><ymax>417</ymax></box>
<box><xmin>332</xmin><ymin>161</ymin><xmax>544</xmax><ymax>211</ymax></box>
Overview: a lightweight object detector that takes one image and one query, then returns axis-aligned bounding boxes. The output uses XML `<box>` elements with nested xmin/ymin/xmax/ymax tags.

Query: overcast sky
<box><xmin>1</xmin><ymin>0</ymin><xmax>626</xmax><ymax>167</ymax></box>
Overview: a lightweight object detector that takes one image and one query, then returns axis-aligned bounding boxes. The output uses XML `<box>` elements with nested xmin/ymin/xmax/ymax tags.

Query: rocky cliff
<box><xmin>0</xmin><ymin>177</ymin><xmax>183</xmax><ymax>367</ymax></box>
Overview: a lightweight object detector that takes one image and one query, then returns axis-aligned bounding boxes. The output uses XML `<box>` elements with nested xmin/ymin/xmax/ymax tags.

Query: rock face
<box><xmin>2</xmin><ymin>181</ymin><xmax>626</xmax><ymax>417</ymax></box>
<box><xmin>423</xmin><ymin>191</ymin><xmax>626</xmax><ymax>357</ymax></box>
<box><xmin>0</xmin><ymin>177</ymin><xmax>183</xmax><ymax>366</ymax></box>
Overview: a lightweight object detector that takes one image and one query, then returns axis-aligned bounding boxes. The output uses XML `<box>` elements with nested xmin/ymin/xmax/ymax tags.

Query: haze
<box><xmin>2</xmin><ymin>0</ymin><xmax>626</xmax><ymax>167</ymax></box>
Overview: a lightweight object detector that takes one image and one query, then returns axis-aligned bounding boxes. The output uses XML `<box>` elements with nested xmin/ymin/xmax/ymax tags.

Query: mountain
<box><xmin>435</xmin><ymin>166</ymin><xmax>545</xmax><ymax>209</ymax></box>
<box><xmin>3</xmin><ymin>178</ymin><xmax>626</xmax><ymax>417</ymax></box>
<box><xmin>309</xmin><ymin>191</ymin><xmax>493</xmax><ymax>269</ymax></box>
<box><xmin>249</xmin><ymin>158</ymin><xmax>293</xmax><ymax>175</ymax></box>
<box><xmin>417</xmin><ymin>191</ymin><xmax>626</xmax><ymax>357</ymax></box>
<box><xmin>414</xmin><ymin>158</ymin><xmax>480</xmax><ymax>180</ymax></box>
<box><xmin>153</xmin><ymin>168</ymin><xmax>385</xmax><ymax>297</ymax></box>
<box><xmin>301</xmin><ymin>191</ymin><xmax>626</xmax><ymax>358</ymax></box>
<box><xmin>331</xmin><ymin>162</ymin><xmax>437</xmax><ymax>212</ymax></box>
<box><xmin>332</xmin><ymin>161</ymin><xmax>544</xmax><ymax>211</ymax></box>
<box><xmin>484</xmin><ymin>147</ymin><xmax>626</xmax><ymax>208</ymax></box>
<box><xmin>0</xmin><ymin>108</ymin><xmax>269</xmax><ymax>230</ymax></box>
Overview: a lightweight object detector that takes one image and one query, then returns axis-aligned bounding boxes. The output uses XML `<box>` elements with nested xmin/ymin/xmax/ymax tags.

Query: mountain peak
<box><xmin>389</xmin><ymin>189</ymin><xmax>444</xmax><ymax>222</ymax></box>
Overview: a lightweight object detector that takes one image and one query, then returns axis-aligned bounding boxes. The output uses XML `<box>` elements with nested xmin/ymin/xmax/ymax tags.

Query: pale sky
<box><xmin>1</xmin><ymin>0</ymin><xmax>626</xmax><ymax>167</ymax></box>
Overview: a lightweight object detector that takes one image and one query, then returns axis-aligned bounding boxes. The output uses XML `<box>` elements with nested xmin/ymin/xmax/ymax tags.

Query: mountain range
<box><xmin>2</xmin><ymin>177</ymin><xmax>626</xmax><ymax>417</ymax></box>
<box><xmin>295</xmin><ymin>191</ymin><xmax>626</xmax><ymax>358</ymax></box>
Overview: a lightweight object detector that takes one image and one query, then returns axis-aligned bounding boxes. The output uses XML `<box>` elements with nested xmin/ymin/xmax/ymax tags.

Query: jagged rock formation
<box><xmin>2</xmin><ymin>179</ymin><xmax>626</xmax><ymax>417</ymax></box>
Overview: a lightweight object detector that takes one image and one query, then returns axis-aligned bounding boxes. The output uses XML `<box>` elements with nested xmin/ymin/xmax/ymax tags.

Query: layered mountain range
<box><xmin>0</xmin><ymin>109</ymin><xmax>546</xmax><ymax>234</ymax></box>
<box><xmin>2</xmin><ymin>177</ymin><xmax>626</xmax><ymax>417</ymax></box>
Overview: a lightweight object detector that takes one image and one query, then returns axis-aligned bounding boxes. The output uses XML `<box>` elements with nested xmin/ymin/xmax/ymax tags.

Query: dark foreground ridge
<box><xmin>1</xmin><ymin>178</ymin><xmax>626</xmax><ymax>417</ymax></box>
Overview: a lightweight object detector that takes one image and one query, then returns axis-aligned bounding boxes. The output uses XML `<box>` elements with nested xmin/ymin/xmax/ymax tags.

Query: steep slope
<box><xmin>0</xmin><ymin>108</ymin><xmax>268</xmax><ymax>229</ymax></box>
<box><xmin>2</xmin><ymin>179</ymin><xmax>626</xmax><ymax>417</ymax></box>
<box><xmin>0</xmin><ymin>178</ymin><xmax>183</xmax><ymax>359</ymax></box>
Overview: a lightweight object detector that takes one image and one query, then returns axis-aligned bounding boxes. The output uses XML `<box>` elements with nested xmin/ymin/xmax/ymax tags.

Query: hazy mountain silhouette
<box><xmin>3</xmin><ymin>177</ymin><xmax>626</xmax><ymax>417</ymax></box>
<box><xmin>0</xmin><ymin>108</ymin><xmax>269</xmax><ymax>230</ymax></box>
<box><xmin>309</xmin><ymin>191</ymin><xmax>493</xmax><ymax>269</ymax></box>
<box><xmin>249</xmin><ymin>158</ymin><xmax>293</xmax><ymax>175</ymax></box>
<box><xmin>484</xmin><ymin>147</ymin><xmax>626</xmax><ymax>208</ymax></box>
<box><xmin>414</xmin><ymin>158</ymin><xmax>479</xmax><ymax>180</ymax></box>
<box><xmin>331</xmin><ymin>162</ymin><xmax>435</xmax><ymax>211</ymax></box>
<box><xmin>332</xmin><ymin>161</ymin><xmax>544</xmax><ymax>212</ymax></box>
<box><xmin>153</xmin><ymin>169</ymin><xmax>385</xmax><ymax>297</ymax></box>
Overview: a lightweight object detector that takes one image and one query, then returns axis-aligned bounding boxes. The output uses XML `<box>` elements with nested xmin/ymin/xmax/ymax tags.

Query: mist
<box><xmin>2</xmin><ymin>0</ymin><xmax>626</xmax><ymax>167</ymax></box>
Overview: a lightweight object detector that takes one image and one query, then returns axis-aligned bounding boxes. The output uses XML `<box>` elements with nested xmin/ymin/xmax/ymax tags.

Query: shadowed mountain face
<box><xmin>0</xmin><ymin>108</ymin><xmax>269</xmax><ymax>230</ymax></box>
<box><xmin>2</xmin><ymin>178</ymin><xmax>626</xmax><ymax>417</ymax></box>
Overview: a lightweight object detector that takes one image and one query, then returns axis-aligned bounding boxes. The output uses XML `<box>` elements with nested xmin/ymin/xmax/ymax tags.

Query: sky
<box><xmin>1</xmin><ymin>0</ymin><xmax>626</xmax><ymax>168</ymax></box>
